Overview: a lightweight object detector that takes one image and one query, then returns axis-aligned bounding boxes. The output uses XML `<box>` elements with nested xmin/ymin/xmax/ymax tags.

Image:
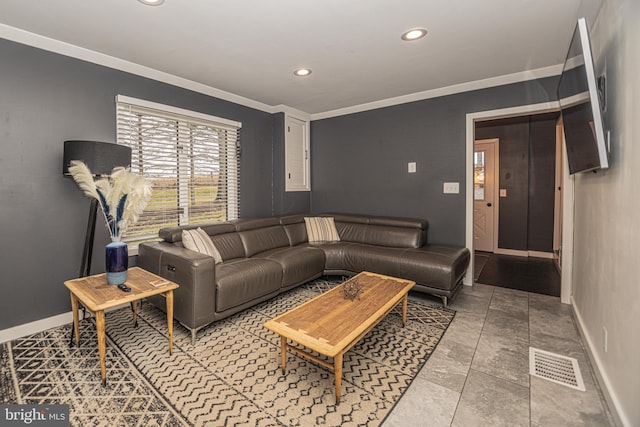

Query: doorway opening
<box><xmin>466</xmin><ymin>102</ymin><xmax>574</xmax><ymax>303</ymax></box>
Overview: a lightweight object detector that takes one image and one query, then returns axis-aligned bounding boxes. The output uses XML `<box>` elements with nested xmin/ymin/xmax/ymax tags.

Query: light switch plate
<box><xmin>408</xmin><ymin>162</ymin><xmax>416</xmax><ymax>173</ymax></box>
<box><xmin>443</xmin><ymin>182</ymin><xmax>459</xmax><ymax>194</ymax></box>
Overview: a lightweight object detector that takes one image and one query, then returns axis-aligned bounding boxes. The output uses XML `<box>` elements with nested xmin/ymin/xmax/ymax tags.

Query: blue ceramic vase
<box><xmin>106</xmin><ymin>237</ymin><xmax>128</xmax><ymax>285</ymax></box>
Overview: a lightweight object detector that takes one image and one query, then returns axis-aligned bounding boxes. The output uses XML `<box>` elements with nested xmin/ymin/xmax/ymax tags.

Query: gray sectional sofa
<box><xmin>138</xmin><ymin>213</ymin><xmax>470</xmax><ymax>343</ymax></box>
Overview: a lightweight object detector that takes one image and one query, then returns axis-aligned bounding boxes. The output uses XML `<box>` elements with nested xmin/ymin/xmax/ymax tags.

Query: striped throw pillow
<box><xmin>304</xmin><ymin>217</ymin><xmax>341</xmax><ymax>243</ymax></box>
<box><xmin>182</xmin><ymin>227</ymin><xmax>223</xmax><ymax>264</ymax></box>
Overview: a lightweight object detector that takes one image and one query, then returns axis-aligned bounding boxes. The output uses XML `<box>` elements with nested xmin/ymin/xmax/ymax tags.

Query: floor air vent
<box><xmin>529</xmin><ymin>347</ymin><xmax>585</xmax><ymax>391</ymax></box>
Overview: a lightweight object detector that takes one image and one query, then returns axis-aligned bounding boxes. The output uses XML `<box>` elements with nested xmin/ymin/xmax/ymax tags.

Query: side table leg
<box><xmin>166</xmin><ymin>290</ymin><xmax>174</xmax><ymax>355</ymax></box>
<box><xmin>70</xmin><ymin>293</ymin><xmax>80</xmax><ymax>347</ymax></box>
<box><xmin>96</xmin><ymin>310</ymin><xmax>107</xmax><ymax>386</ymax></box>
<box><xmin>131</xmin><ymin>301</ymin><xmax>138</xmax><ymax>327</ymax></box>
<box><xmin>334</xmin><ymin>352</ymin><xmax>343</xmax><ymax>405</ymax></box>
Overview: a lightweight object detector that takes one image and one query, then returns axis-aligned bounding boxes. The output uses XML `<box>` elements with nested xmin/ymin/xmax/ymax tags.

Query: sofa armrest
<box><xmin>138</xmin><ymin>242</ymin><xmax>217</xmax><ymax>331</ymax></box>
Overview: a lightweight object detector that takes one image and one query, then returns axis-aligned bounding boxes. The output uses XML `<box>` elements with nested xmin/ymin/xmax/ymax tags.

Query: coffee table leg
<box><xmin>166</xmin><ymin>290</ymin><xmax>174</xmax><ymax>355</ymax></box>
<box><xmin>96</xmin><ymin>310</ymin><xmax>107</xmax><ymax>386</ymax></box>
<box><xmin>280</xmin><ymin>336</ymin><xmax>287</xmax><ymax>373</ymax></box>
<box><xmin>70</xmin><ymin>293</ymin><xmax>80</xmax><ymax>347</ymax></box>
<box><xmin>402</xmin><ymin>293</ymin><xmax>408</xmax><ymax>327</ymax></box>
<box><xmin>334</xmin><ymin>352</ymin><xmax>343</xmax><ymax>405</ymax></box>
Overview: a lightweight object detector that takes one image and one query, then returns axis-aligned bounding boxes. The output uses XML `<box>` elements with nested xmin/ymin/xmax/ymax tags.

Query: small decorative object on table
<box><xmin>68</xmin><ymin>160</ymin><xmax>152</xmax><ymax>285</ymax></box>
<box><xmin>343</xmin><ymin>278</ymin><xmax>363</xmax><ymax>301</ymax></box>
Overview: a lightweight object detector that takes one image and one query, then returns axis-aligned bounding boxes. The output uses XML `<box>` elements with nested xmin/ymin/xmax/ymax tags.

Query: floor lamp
<box><xmin>63</xmin><ymin>140</ymin><xmax>132</xmax><ymax>277</ymax></box>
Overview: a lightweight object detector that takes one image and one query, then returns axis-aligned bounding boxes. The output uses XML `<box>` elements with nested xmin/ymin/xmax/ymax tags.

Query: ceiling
<box><xmin>0</xmin><ymin>0</ymin><xmax>601</xmax><ymax>118</ymax></box>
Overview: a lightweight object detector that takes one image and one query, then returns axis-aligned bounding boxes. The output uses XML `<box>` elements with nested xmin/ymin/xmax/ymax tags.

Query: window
<box><xmin>474</xmin><ymin>150</ymin><xmax>485</xmax><ymax>200</ymax></box>
<box><xmin>116</xmin><ymin>95</ymin><xmax>241</xmax><ymax>244</ymax></box>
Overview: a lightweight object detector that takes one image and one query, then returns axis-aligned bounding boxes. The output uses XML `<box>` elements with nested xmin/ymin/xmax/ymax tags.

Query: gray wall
<box><xmin>527</xmin><ymin>114</ymin><xmax>557</xmax><ymax>252</ymax></box>
<box><xmin>475</xmin><ymin>114</ymin><xmax>557</xmax><ymax>252</ymax></box>
<box><xmin>0</xmin><ymin>36</ymin><xmax>559</xmax><ymax>331</ymax></box>
<box><xmin>0</xmin><ymin>39</ymin><xmax>276</xmax><ymax>330</ymax></box>
<box><xmin>310</xmin><ymin>78</ymin><xmax>559</xmax><ymax>246</ymax></box>
<box><xmin>570</xmin><ymin>0</ymin><xmax>640</xmax><ymax>424</ymax></box>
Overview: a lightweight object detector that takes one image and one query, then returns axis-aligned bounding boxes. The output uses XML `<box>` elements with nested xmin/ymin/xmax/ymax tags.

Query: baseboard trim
<box><xmin>0</xmin><ymin>312</ymin><xmax>73</xmax><ymax>344</ymax></box>
<box><xmin>571</xmin><ymin>297</ymin><xmax>628</xmax><ymax>427</ymax></box>
<box><xmin>528</xmin><ymin>250</ymin><xmax>554</xmax><ymax>259</ymax></box>
<box><xmin>493</xmin><ymin>248</ymin><xmax>554</xmax><ymax>259</ymax></box>
<box><xmin>0</xmin><ymin>304</ymin><xmax>132</xmax><ymax>344</ymax></box>
<box><xmin>494</xmin><ymin>248</ymin><xmax>528</xmax><ymax>257</ymax></box>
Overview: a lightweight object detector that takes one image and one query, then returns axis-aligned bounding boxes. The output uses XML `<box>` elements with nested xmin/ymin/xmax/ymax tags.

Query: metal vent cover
<box><xmin>529</xmin><ymin>347</ymin><xmax>585</xmax><ymax>391</ymax></box>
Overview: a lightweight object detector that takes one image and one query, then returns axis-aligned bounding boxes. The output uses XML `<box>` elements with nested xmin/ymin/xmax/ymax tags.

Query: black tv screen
<box><xmin>557</xmin><ymin>18</ymin><xmax>609</xmax><ymax>174</ymax></box>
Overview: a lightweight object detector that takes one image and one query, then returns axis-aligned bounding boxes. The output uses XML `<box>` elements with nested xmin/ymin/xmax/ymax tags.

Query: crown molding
<box><xmin>0</xmin><ymin>23</ymin><xmax>276</xmax><ymax>114</ymax></box>
<box><xmin>310</xmin><ymin>64</ymin><xmax>564</xmax><ymax>121</ymax></box>
<box><xmin>272</xmin><ymin>105</ymin><xmax>311</xmax><ymax>121</ymax></box>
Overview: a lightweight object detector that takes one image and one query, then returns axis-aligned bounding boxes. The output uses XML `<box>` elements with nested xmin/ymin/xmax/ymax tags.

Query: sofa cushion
<box><xmin>310</xmin><ymin>241</ymin><xmax>356</xmax><ymax>271</ymax></box>
<box><xmin>334</xmin><ymin>221</ymin><xmax>424</xmax><ymax>248</ymax></box>
<box><xmin>280</xmin><ymin>215</ymin><xmax>308</xmax><ymax>246</ymax></box>
<box><xmin>304</xmin><ymin>217</ymin><xmax>340</xmax><ymax>242</ymax></box>
<box><xmin>209</xmin><ymin>232</ymin><xmax>246</xmax><ymax>261</ymax></box>
<box><xmin>182</xmin><ymin>228</ymin><xmax>223</xmax><ymax>264</ymax></box>
<box><xmin>339</xmin><ymin>243</ymin><xmax>405</xmax><ymax>277</ymax></box>
<box><xmin>254</xmin><ymin>246</ymin><xmax>325</xmax><ymax>289</ymax></box>
<box><xmin>238</xmin><ymin>226</ymin><xmax>291</xmax><ymax>257</ymax></box>
<box><xmin>215</xmin><ymin>258</ymin><xmax>283</xmax><ymax>312</ymax></box>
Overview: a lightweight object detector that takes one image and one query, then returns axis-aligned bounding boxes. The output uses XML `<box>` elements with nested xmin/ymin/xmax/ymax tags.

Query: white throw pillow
<box><xmin>182</xmin><ymin>227</ymin><xmax>223</xmax><ymax>264</ymax></box>
<box><xmin>304</xmin><ymin>217</ymin><xmax>341</xmax><ymax>243</ymax></box>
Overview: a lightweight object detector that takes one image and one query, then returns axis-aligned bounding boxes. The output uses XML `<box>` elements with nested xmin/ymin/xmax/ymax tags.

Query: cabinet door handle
<box><xmin>487</xmin><ymin>203</ymin><xmax>492</xmax><ymax>207</ymax></box>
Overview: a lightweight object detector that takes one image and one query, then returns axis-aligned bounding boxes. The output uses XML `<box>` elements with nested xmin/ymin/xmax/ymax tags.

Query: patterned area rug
<box><xmin>1</xmin><ymin>277</ymin><xmax>454</xmax><ymax>426</ymax></box>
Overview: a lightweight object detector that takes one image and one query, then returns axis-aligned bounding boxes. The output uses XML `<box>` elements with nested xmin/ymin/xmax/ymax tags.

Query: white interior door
<box><xmin>473</xmin><ymin>140</ymin><xmax>497</xmax><ymax>252</ymax></box>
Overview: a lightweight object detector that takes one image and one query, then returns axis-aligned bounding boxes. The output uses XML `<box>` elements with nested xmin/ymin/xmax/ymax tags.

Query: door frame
<box><xmin>474</xmin><ymin>138</ymin><xmax>500</xmax><ymax>253</ymax></box>
<box><xmin>465</xmin><ymin>101</ymin><xmax>574</xmax><ymax>304</ymax></box>
<box><xmin>553</xmin><ymin>118</ymin><xmax>564</xmax><ymax>268</ymax></box>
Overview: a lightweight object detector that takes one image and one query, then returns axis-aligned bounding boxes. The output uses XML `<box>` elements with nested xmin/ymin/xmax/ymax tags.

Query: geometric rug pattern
<box><xmin>0</xmin><ymin>277</ymin><xmax>454</xmax><ymax>426</ymax></box>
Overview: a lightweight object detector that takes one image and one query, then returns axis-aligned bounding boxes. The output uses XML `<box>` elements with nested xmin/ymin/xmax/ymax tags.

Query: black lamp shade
<box><xmin>63</xmin><ymin>140</ymin><xmax>132</xmax><ymax>176</ymax></box>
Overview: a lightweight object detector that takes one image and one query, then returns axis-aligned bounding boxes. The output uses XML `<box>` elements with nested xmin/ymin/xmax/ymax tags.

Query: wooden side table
<box><xmin>64</xmin><ymin>267</ymin><xmax>178</xmax><ymax>386</ymax></box>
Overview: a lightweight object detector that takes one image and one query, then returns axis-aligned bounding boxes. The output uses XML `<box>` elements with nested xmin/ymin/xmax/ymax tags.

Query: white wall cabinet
<box><xmin>285</xmin><ymin>115</ymin><xmax>310</xmax><ymax>191</ymax></box>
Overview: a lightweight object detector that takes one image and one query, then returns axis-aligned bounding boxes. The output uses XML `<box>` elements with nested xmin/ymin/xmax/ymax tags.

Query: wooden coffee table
<box><xmin>264</xmin><ymin>271</ymin><xmax>415</xmax><ymax>404</ymax></box>
<box><xmin>64</xmin><ymin>267</ymin><xmax>178</xmax><ymax>386</ymax></box>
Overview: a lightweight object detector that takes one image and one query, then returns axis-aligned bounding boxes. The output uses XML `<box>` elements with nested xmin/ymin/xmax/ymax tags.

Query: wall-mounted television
<box><xmin>557</xmin><ymin>17</ymin><xmax>609</xmax><ymax>175</ymax></box>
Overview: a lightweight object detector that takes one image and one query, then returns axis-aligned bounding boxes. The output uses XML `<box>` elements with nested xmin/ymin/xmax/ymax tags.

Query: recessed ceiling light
<box><xmin>294</xmin><ymin>68</ymin><xmax>312</xmax><ymax>77</ymax></box>
<box><xmin>138</xmin><ymin>0</ymin><xmax>165</xmax><ymax>6</ymax></box>
<box><xmin>401</xmin><ymin>28</ymin><xmax>428</xmax><ymax>41</ymax></box>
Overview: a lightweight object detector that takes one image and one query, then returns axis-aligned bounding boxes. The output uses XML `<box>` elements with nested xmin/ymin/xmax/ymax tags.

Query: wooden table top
<box><xmin>64</xmin><ymin>267</ymin><xmax>178</xmax><ymax>312</ymax></box>
<box><xmin>264</xmin><ymin>272</ymin><xmax>414</xmax><ymax>357</ymax></box>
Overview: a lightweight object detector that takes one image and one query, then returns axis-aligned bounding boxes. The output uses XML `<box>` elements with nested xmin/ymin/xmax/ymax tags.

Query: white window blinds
<box><xmin>116</xmin><ymin>95</ymin><xmax>241</xmax><ymax>243</ymax></box>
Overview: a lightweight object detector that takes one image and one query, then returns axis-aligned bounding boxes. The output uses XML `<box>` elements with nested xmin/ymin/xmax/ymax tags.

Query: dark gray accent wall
<box><xmin>311</xmin><ymin>77</ymin><xmax>560</xmax><ymax>246</ymax></box>
<box><xmin>527</xmin><ymin>114</ymin><xmax>558</xmax><ymax>252</ymax></box>
<box><xmin>0</xmin><ymin>39</ymin><xmax>276</xmax><ymax>330</ymax></box>
<box><xmin>476</xmin><ymin>118</ymin><xmax>531</xmax><ymax>250</ymax></box>
<box><xmin>475</xmin><ymin>113</ymin><xmax>558</xmax><ymax>251</ymax></box>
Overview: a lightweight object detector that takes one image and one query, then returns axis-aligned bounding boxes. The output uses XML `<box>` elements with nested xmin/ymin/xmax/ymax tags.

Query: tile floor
<box><xmin>383</xmin><ymin>283</ymin><xmax>614</xmax><ymax>427</ymax></box>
